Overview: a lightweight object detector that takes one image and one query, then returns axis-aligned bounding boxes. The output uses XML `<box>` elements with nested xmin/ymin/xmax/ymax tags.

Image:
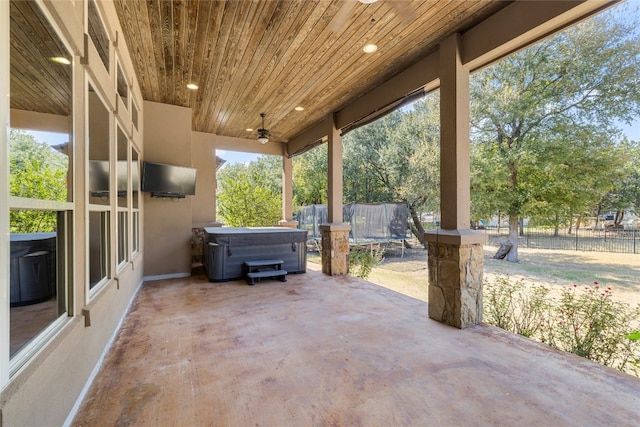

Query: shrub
<box><xmin>484</xmin><ymin>275</ymin><xmax>640</xmax><ymax>376</ymax></box>
<box><xmin>483</xmin><ymin>275</ymin><xmax>551</xmax><ymax>338</ymax></box>
<box><xmin>349</xmin><ymin>245</ymin><xmax>385</xmax><ymax>279</ymax></box>
<box><xmin>540</xmin><ymin>284</ymin><xmax>640</xmax><ymax>374</ymax></box>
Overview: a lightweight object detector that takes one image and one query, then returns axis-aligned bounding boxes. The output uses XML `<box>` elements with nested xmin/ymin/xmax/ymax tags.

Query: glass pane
<box><xmin>89</xmin><ymin>211</ymin><xmax>109</xmax><ymax>288</ymax></box>
<box><xmin>117</xmin><ymin>63</ymin><xmax>128</xmax><ymax>109</ymax></box>
<box><xmin>88</xmin><ymin>84</ymin><xmax>111</xmax><ymax>205</ymax></box>
<box><xmin>117</xmin><ymin>211</ymin><xmax>127</xmax><ymax>265</ymax></box>
<box><xmin>132</xmin><ymin>211</ymin><xmax>139</xmax><ymax>253</ymax></box>
<box><xmin>117</xmin><ymin>126</ymin><xmax>128</xmax><ymax>207</ymax></box>
<box><xmin>10</xmin><ymin>210</ymin><xmax>66</xmax><ymax>358</ymax></box>
<box><xmin>10</xmin><ymin>1</ymin><xmax>73</xmax><ymax>202</ymax></box>
<box><xmin>88</xmin><ymin>0</ymin><xmax>109</xmax><ymax>71</ymax></box>
<box><xmin>132</xmin><ymin>102</ymin><xmax>139</xmax><ymax>131</ymax></box>
<box><xmin>132</xmin><ymin>148</ymin><xmax>139</xmax><ymax>209</ymax></box>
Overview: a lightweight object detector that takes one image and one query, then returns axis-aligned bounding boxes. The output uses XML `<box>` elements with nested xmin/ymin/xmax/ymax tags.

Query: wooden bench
<box><xmin>244</xmin><ymin>259</ymin><xmax>288</xmax><ymax>285</ymax></box>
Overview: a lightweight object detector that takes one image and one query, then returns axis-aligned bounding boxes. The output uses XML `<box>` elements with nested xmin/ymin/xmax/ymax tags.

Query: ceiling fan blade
<box><xmin>329</xmin><ymin>0</ymin><xmax>358</xmax><ymax>33</ymax></box>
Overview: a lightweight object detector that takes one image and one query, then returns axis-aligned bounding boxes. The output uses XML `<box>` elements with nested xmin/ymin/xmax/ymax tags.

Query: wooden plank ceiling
<box><xmin>9</xmin><ymin>0</ymin><xmax>509</xmax><ymax>143</ymax></box>
<box><xmin>114</xmin><ymin>0</ymin><xmax>508</xmax><ymax>143</ymax></box>
<box><xmin>10</xmin><ymin>1</ymin><xmax>72</xmax><ymax>116</ymax></box>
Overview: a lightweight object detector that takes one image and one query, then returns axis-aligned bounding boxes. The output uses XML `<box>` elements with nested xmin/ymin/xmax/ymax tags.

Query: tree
<box><xmin>342</xmin><ymin>93</ymin><xmax>440</xmax><ymax>246</ymax></box>
<box><xmin>292</xmin><ymin>143</ymin><xmax>328</xmax><ymax>207</ymax></box>
<box><xmin>596</xmin><ymin>140</ymin><xmax>640</xmax><ymax>226</ymax></box>
<box><xmin>9</xmin><ymin>129</ymin><xmax>68</xmax><ymax>233</ymax></box>
<box><xmin>216</xmin><ymin>158</ymin><xmax>282</xmax><ymax>227</ymax></box>
<box><xmin>470</xmin><ymin>4</ymin><xmax>640</xmax><ymax>261</ymax></box>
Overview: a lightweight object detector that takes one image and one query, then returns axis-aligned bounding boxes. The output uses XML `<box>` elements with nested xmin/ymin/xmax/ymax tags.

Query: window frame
<box><xmin>3</xmin><ymin>0</ymin><xmax>76</xmax><ymax>383</ymax></box>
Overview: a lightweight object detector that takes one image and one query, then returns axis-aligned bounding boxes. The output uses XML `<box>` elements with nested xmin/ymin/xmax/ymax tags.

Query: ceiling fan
<box><xmin>257</xmin><ymin>113</ymin><xmax>270</xmax><ymax>144</ymax></box>
<box><xmin>329</xmin><ymin>0</ymin><xmax>416</xmax><ymax>33</ymax></box>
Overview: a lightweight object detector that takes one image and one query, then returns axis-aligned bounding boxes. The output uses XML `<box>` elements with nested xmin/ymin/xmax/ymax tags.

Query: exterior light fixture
<box><xmin>50</xmin><ymin>57</ymin><xmax>71</xmax><ymax>65</ymax></box>
<box><xmin>257</xmin><ymin>113</ymin><xmax>269</xmax><ymax>144</ymax></box>
<box><xmin>363</xmin><ymin>44</ymin><xmax>378</xmax><ymax>53</ymax></box>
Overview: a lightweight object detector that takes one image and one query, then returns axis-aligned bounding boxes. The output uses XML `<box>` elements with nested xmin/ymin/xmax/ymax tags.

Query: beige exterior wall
<box><xmin>191</xmin><ymin>132</ymin><xmax>218</xmax><ymax>227</ymax></box>
<box><xmin>142</xmin><ymin>101</ymin><xmax>193</xmax><ymax>278</ymax></box>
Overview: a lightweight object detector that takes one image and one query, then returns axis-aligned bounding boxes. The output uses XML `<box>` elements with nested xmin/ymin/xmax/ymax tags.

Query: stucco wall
<box><xmin>191</xmin><ymin>132</ymin><xmax>218</xmax><ymax>227</ymax></box>
<box><xmin>142</xmin><ymin>101</ymin><xmax>193</xmax><ymax>278</ymax></box>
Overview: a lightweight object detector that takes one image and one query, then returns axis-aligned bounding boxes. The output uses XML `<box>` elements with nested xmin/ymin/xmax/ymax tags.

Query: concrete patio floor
<box><xmin>72</xmin><ymin>264</ymin><xmax>640</xmax><ymax>426</ymax></box>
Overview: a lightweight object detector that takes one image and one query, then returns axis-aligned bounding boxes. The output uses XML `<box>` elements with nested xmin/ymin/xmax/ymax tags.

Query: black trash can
<box><xmin>15</xmin><ymin>251</ymin><xmax>51</xmax><ymax>306</ymax></box>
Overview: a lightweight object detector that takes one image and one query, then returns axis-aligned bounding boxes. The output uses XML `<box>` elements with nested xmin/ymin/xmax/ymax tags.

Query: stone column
<box><xmin>425</xmin><ymin>33</ymin><xmax>486</xmax><ymax>328</ymax></box>
<box><xmin>320</xmin><ymin>113</ymin><xmax>350</xmax><ymax>275</ymax></box>
<box><xmin>425</xmin><ymin>231</ymin><xmax>486</xmax><ymax>328</ymax></box>
<box><xmin>320</xmin><ymin>223</ymin><xmax>350</xmax><ymax>275</ymax></box>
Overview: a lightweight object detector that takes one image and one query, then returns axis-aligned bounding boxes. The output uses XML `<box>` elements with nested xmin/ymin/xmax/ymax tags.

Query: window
<box><xmin>116</xmin><ymin>61</ymin><xmax>128</xmax><ymax>111</ymax></box>
<box><xmin>88</xmin><ymin>83</ymin><xmax>111</xmax><ymax>291</ymax></box>
<box><xmin>116</xmin><ymin>125</ymin><xmax>128</xmax><ymax>268</ymax></box>
<box><xmin>132</xmin><ymin>101</ymin><xmax>139</xmax><ymax>131</ymax></box>
<box><xmin>132</xmin><ymin>147</ymin><xmax>140</xmax><ymax>254</ymax></box>
<box><xmin>88</xmin><ymin>0</ymin><xmax>109</xmax><ymax>72</ymax></box>
<box><xmin>8</xmin><ymin>0</ymin><xmax>73</xmax><ymax>366</ymax></box>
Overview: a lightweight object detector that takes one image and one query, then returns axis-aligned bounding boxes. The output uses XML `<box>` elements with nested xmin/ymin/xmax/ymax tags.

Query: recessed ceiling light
<box><xmin>50</xmin><ymin>57</ymin><xmax>71</xmax><ymax>65</ymax></box>
<box><xmin>186</xmin><ymin>83</ymin><xmax>199</xmax><ymax>90</ymax></box>
<box><xmin>246</xmin><ymin>128</ymin><xmax>253</xmax><ymax>132</ymax></box>
<box><xmin>359</xmin><ymin>0</ymin><xmax>378</xmax><ymax>4</ymax></box>
<box><xmin>295</xmin><ymin>106</ymin><xmax>304</xmax><ymax>111</ymax></box>
<box><xmin>363</xmin><ymin>44</ymin><xmax>378</xmax><ymax>54</ymax></box>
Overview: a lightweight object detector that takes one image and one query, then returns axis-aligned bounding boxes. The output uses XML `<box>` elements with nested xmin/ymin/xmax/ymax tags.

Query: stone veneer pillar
<box><xmin>320</xmin><ymin>223</ymin><xmax>351</xmax><ymax>275</ymax></box>
<box><xmin>425</xmin><ymin>230</ymin><xmax>487</xmax><ymax>329</ymax></box>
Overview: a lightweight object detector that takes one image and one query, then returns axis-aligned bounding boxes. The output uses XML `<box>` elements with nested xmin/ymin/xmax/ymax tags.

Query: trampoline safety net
<box><xmin>297</xmin><ymin>202</ymin><xmax>409</xmax><ymax>244</ymax></box>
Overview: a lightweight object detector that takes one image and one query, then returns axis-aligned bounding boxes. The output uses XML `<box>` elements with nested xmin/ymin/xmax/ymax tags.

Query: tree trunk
<box><xmin>568</xmin><ymin>216</ymin><xmax>574</xmax><ymax>235</ymax></box>
<box><xmin>615</xmin><ymin>210</ymin><xmax>624</xmax><ymax>226</ymax></box>
<box><xmin>409</xmin><ymin>204</ymin><xmax>427</xmax><ymax>248</ymax></box>
<box><xmin>554</xmin><ymin>213</ymin><xmax>560</xmax><ymax>237</ymax></box>
<box><xmin>506</xmin><ymin>215</ymin><xmax>519</xmax><ymax>262</ymax></box>
<box><xmin>518</xmin><ymin>218</ymin><xmax>524</xmax><ymax>236</ymax></box>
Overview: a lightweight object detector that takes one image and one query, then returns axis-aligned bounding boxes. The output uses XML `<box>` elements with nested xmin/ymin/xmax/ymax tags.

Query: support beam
<box><xmin>321</xmin><ymin>113</ymin><xmax>350</xmax><ymax>275</ymax></box>
<box><xmin>327</xmin><ymin>113</ymin><xmax>342</xmax><ymax>224</ymax></box>
<box><xmin>278</xmin><ymin>154</ymin><xmax>297</xmax><ymax>228</ymax></box>
<box><xmin>439</xmin><ymin>33</ymin><xmax>470</xmax><ymax>231</ymax></box>
<box><xmin>425</xmin><ymin>34</ymin><xmax>486</xmax><ymax>329</ymax></box>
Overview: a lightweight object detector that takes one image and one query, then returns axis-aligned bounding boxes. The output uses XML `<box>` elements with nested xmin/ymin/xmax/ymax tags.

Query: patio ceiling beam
<box><xmin>286</xmin><ymin>0</ymin><xmax>616</xmax><ymax>154</ymax></box>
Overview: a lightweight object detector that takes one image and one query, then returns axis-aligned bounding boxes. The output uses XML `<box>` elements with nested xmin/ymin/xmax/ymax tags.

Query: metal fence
<box><xmin>485</xmin><ymin>227</ymin><xmax>640</xmax><ymax>254</ymax></box>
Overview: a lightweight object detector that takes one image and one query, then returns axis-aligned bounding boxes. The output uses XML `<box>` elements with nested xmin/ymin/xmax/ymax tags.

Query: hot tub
<box><xmin>203</xmin><ymin>227</ymin><xmax>307</xmax><ymax>282</ymax></box>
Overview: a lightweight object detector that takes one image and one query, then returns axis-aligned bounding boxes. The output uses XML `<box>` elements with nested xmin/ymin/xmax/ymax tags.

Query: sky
<box><xmin>216</xmin><ymin>150</ymin><xmax>262</xmax><ymax>166</ymax></box>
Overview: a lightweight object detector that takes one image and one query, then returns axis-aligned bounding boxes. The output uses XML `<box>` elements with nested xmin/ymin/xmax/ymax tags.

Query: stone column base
<box><xmin>424</xmin><ymin>230</ymin><xmax>487</xmax><ymax>329</ymax></box>
<box><xmin>278</xmin><ymin>219</ymin><xmax>298</xmax><ymax>229</ymax></box>
<box><xmin>320</xmin><ymin>223</ymin><xmax>351</xmax><ymax>276</ymax></box>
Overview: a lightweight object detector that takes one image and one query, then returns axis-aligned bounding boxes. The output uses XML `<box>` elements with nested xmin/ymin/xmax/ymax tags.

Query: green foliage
<box><xmin>349</xmin><ymin>245</ymin><xmax>385</xmax><ymax>280</ymax></box>
<box><xmin>9</xmin><ymin>129</ymin><xmax>68</xmax><ymax>233</ymax></box>
<box><xmin>216</xmin><ymin>158</ymin><xmax>282</xmax><ymax>227</ymax></box>
<box><xmin>484</xmin><ymin>275</ymin><xmax>640</xmax><ymax>376</ymax></box>
<box><xmin>483</xmin><ymin>275</ymin><xmax>551</xmax><ymax>337</ymax></box>
<box><xmin>543</xmin><ymin>284</ymin><xmax>640</xmax><ymax>372</ymax></box>
<box><xmin>292</xmin><ymin>144</ymin><xmax>328</xmax><ymax>207</ymax></box>
<box><xmin>470</xmin><ymin>5</ymin><xmax>640</xmax><ymax>260</ymax></box>
<box><xmin>343</xmin><ymin>93</ymin><xmax>440</xmax><ymax>214</ymax></box>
